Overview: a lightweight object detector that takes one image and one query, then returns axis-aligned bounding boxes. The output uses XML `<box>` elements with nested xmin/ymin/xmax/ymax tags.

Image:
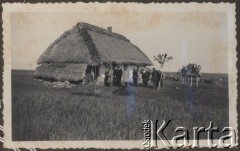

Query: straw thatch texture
<box><xmin>37</xmin><ymin>27</ymin><xmax>94</xmax><ymax>65</ymax></box>
<box><xmin>34</xmin><ymin>63</ymin><xmax>87</xmax><ymax>82</ymax></box>
<box><xmin>88</xmin><ymin>30</ymin><xmax>151</xmax><ymax>65</ymax></box>
<box><xmin>37</xmin><ymin>22</ymin><xmax>153</xmax><ymax>66</ymax></box>
<box><xmin>80</xmin><ymin>28</ymin><xmax>101</xmax><ymax>65</ymax></box>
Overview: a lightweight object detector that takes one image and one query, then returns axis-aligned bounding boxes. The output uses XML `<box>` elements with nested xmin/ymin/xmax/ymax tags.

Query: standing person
<box><xmin>90</xmin><ymin>69</ymin><xmax>94</xmax><ymax>86</ymax></box>
<box><xmin>116</xmin><ymin>65</ymin><xmax>123</xmax><ymax>86</ymax></box>
<box><xmin>132</xmin><ymin>68</ymin><xmax>138</xmax><ymax>86</ymax></box>
<box><xmin>113</xmin><ymin>66</ymin><xmax>117</xmax><ymax>86</ymax></box>
<box><xmin>119</xmin><ymin>66</ymin><xmax>123</xmax><ymax>86</ymax></box>
<box><xmin>142</xmin><ymin>69</ymin><xmax>149</xmax><ymax>87</ymax></box>
<box><xmin>85</xmin><ymin>65</ymin><xmax>92</xmax><ymax>84</ymax></box>
<box><xmin>104</xmin><ymin>66</ymin><xmax>113</xmax><ymax>86</ymax></box>
<box><xmin>151</xmin><ymin>68</ymin><xmax>159</xmax><ymax>89</ymax></box>
<box><xmin>138</xmin><ymin>68</ymin><xmax>143</xmax><ymax>86</ymax></box>
<box><xmin>122</xmin><ymin>66</ymin><xmax>129</xmax><ymax>87</ymax></box>
<box><xmin>104</xmin><ymin>66</ymin><xmax>110</xmax><ymax>86</ymax></box>
<box><xmin>108</xmin><ymin>66</ymin><xmax>113</xmax><ymax>86</ymax></box>
<box><xmin>147</xmin><ymin>70</ymin><xmax>151</xmax><ymax>86</ymax></box>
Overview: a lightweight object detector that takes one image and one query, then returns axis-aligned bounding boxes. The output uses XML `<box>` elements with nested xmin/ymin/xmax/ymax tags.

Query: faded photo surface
<box><xmin>2</xmin><ymin>2</ymin><xmax>237</xmax><ymax>149</ymax></box>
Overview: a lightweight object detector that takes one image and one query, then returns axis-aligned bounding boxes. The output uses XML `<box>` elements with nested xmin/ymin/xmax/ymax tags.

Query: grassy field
<box><xmin>12</xmin><ymin>70</ymin><xmax>229</xmax><ymax>141</ymax></box>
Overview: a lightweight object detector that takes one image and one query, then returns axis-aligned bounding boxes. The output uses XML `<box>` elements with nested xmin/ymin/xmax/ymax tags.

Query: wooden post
<box><xmin>158</xmin><ymin>72</ymin><xmax>163</xmax><ymax>91</ymax></box>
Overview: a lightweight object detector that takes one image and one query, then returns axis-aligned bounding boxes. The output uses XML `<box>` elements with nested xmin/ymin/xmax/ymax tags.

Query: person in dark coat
<box><xmin>104</xmin><ymin>67</ymin><xmax>110</xmax><ymax>86</ymax></box>
<box><xmin>151</xmin><ymin>68</ymin><xmax>159</xmax><ymax>89</ymax></box>
<box><xmin>156</xmin><ymin>70</ymin><xmax>161</xmax><ymax>88</ymax></box>
<box><xmin>142</xmin><ymin>69</ymin><xmax>150</xmax><ymax>87</ymax></box>
<box><xmin>113</xmin><ymin>66</ymin><xmax>117</xmax><ymax>86</ymax></box>
<box><xmin>116</xmin><ymin>65</ymin><xmax>123</xmax><ymax>86</ymax></box>
<box><xmin>132</xmin><ymin>69</ymin><xmax>138</xmax><ymax>86</ymax></box>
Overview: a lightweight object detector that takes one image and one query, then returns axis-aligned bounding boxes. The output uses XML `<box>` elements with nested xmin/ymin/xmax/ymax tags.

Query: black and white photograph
<box><xmin>2</xmin><ymin>2</ymin><xmax>237</xmax><ymax>149</ymax></box>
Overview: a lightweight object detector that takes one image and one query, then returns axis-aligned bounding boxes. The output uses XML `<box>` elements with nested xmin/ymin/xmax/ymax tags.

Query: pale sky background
<box><xmin>11</xmin><ymin>6</ymin><xmax>228</xmax><ymax>73</ymax></box>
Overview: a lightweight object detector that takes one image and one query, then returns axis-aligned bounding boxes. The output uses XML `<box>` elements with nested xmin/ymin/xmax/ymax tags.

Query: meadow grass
<box><xmin>12</xmin><ymin>70</ymin><xmax>229</xmax><ymax>140</ymax></box>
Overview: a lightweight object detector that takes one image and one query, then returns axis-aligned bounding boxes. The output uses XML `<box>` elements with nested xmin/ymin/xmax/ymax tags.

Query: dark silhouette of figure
<box><xmin>151</xmin><ymin>68</ymin><xmax>159</xmax><ymax>89</ymax></box>
<box><xmin>104</xmin><ymin>66</ymin><xmax>112</xmax><ymax>86</ymax></box>
<box><xmin>116</xmin><ymin>65</ymin><xmax>122</xmax><ymax>86</ymax></box>
<box><xmin>133</xmin><ymin>69</ymin><xmax>138</xmax><ymax>86</ymax></box>
<box><xmin>113</xmin><ymin>66</ymin><xmax>117</xmax><ymax>86</ymax></box>
<box><xmin>85</xmin><ymin>65</ymin><xmax>94</xmax><ymax>84</ymax></box>
<box><xmin>142</xmin><ymin>70</ymin><xmax>150</xmax><ymax>87</ymax></box>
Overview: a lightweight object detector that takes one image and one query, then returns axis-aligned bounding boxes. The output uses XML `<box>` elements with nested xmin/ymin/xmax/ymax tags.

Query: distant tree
<box><xmin>153</xmin><ymin>53</ymin><xmax>173</xmax><ymax>68</ymax></box>
<box><xmin>153</xmin><ymin>53</ymin><xmax>173</xmax><ymax>90</ymax></box>
<box><xmin>192</xmin><ymin>64</ymin><xmax>202</xmax><ymax>76</ymax></box>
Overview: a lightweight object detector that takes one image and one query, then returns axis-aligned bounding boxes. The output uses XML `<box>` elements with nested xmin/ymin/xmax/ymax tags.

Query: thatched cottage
<box><xmin>34</xmin><ymin>22</ymin><xmax>152</xmax><ymax>83</ymax></box>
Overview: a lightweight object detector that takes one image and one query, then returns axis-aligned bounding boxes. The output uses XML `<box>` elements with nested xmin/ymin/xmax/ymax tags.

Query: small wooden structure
<box><xmin>185</xmin><ymin>70</ymin><xmax>200</xmax><ymax>87</ymax></box>
<box><xmin>178</xmin><ymin>63</ymin><xmax>201</xmax><ymax>88</ymax></box>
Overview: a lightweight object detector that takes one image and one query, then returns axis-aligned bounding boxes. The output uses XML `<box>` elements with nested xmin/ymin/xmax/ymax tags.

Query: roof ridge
<box><xmin>76</xmin><ymin>22</ymin><xmax>130</xmax><ymax>42</ymax></box>
<box><xmin>78</xmin><ymin>26</ymin><xmax>101</xmax><ymax>65</ymax></box>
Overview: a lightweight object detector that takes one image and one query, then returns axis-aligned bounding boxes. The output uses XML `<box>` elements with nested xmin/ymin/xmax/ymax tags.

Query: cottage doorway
<box><xmin>85</xmin><ymin>65</ymin><xmax>100</xmax><ymax>80</ymax></box>
<box><xmin>93</xmin><ymin>66</ymin><xmax>100</xmax><ymax>79</ymax></box>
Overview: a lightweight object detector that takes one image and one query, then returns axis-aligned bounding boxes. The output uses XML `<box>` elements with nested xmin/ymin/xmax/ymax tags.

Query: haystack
<box><xmin>35</xmin><ymin>22</ymin><xmax>152</xmax><ymax>83</ymax></box>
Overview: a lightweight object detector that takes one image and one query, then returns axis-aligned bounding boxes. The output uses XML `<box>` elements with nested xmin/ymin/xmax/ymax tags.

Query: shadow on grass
<box><xmin>111</xmin><ymin>86</ymin><xmax>136</xmax><ymax>96</ymax></box>
<box><xmin>70</xmin><ymin>91</ymin><xmax>103</xmax><ymax>97</ymax></box>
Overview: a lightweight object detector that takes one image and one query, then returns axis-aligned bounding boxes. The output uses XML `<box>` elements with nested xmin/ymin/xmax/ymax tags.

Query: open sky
<box><xmin>11</xmin><ymin>4</ymin><xmax>228</xmax><ymax>73</ymax></box>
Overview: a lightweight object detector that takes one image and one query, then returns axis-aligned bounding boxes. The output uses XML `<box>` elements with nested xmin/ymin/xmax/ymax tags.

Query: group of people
<box><xmin>104</xmin><ymin>65</ymin><xmax>163</xmax><ymax>89</ymax></box>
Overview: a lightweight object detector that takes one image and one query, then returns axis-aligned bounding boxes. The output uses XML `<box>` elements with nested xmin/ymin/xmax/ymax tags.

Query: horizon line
<box><xmin>11</xmin><ymin>69</ymin><xmax>228</xmax><ymax>74</ymax></box>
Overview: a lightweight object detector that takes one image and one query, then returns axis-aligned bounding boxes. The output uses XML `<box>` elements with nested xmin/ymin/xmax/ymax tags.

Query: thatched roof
<box><xmin>37</xmin><ymin>22</ymin><xmax>153</xmax><ymax>66</ymax></box>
